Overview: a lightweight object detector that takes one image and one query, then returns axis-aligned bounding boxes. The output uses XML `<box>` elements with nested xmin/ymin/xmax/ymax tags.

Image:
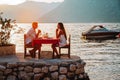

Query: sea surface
<box><xmin>11</xmin><ymin>23</ymin><xmax>120</xmax><ymax>80</ymax></box>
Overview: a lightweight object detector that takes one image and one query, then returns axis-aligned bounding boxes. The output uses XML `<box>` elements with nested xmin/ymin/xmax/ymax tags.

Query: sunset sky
<box><xmin>0</xmin><ymin>0</ymin><xmax>64</xmax><ymax>5</ymax></box>
<box><xmin>0</xmin><ymin>0</ymin><xmax>119</xmax><ymax>23</ymax></box>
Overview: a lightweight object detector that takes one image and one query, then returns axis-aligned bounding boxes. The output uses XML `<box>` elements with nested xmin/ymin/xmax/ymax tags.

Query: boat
<box><xmin>82</xmin><ymin>25</ymin><xmax>120</xmax><ymax>40</ymax></box>
<box><xmin>116</xmin><ymin>33</ymin><xmax>120</xmax><ymax>38</ymax></box>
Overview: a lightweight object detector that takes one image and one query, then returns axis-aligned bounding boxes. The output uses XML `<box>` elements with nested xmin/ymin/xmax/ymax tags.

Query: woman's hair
<box><xmin>58</xmin><ymin>22</ymin><xmax>67</xmax><ymax>40</ymax></box>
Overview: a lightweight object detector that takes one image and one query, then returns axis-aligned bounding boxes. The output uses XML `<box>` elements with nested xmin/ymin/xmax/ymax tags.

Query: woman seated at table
<box><xmin>51</xmin><ymin>22</ymin><xmax>67</xmax><ymax>58</ymax></box>
<box><xmin>26</xmin><ymin>22</ymin><xmax>41</xmax><ymax>58</ymax></box>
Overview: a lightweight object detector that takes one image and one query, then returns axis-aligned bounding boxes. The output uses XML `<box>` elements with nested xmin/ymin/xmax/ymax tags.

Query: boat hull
<box><xmin>82</xmin><ymin>32</ymin><xmax>120</xmax><ymax>40</ymax></box>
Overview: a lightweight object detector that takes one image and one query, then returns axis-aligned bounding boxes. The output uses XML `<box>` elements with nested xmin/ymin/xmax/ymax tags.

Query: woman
<box><xmin>51</xmin><ymin>22</ymin><xmax>67</xmax><ymax>58</ymax></box>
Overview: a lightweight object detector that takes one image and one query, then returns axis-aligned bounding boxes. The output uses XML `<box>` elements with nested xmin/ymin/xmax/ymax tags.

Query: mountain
<box><xmin>40</xmin><ymin>0</ymin><xmax>120</xmax><ymax>23</ymax></box>
<box><xmin>0</xmin><ymin>1</ymin><xmax>60</xmax><ymax>22</ymax></box>
<box><xmin>1</xmin><ymin>0</ymin><xmax>120</xmax><ymax>23</ymax></box>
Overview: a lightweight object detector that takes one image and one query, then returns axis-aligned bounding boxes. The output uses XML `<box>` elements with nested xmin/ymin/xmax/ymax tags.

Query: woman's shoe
<box><xmin>57</xmin><ymin>55</ymin><xmax>60</xmax><ymax>58</ymax></box>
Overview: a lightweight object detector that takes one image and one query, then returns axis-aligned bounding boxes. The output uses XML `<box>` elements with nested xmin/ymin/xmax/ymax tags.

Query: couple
<box><xmin>26</xmin><ymin>22</ymin><xmax>67</xmax><ymax>58</ymax></box>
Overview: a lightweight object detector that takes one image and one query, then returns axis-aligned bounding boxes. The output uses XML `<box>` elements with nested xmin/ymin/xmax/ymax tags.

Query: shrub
<box><xmin>0</xmin><ymin>12</ymin><xmax>16</xmax><ymax>46</ymax></box>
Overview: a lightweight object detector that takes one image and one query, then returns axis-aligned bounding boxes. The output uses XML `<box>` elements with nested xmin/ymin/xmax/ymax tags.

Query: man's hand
<box><xmin>36</xmin><ymin>29</ymin><xmax>41</xmax><ymax>38</ymax></box>
<box><xmin>38</xmin><ymin>29</ymin><xmax>41</xmax><ymax>34</ymax></box>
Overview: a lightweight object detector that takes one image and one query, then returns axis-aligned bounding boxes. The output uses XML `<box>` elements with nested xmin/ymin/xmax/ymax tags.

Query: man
<box><xmin>26</xmin><ymin>22</ymin><xmax>41</xmax><ymax>58</ymax></box>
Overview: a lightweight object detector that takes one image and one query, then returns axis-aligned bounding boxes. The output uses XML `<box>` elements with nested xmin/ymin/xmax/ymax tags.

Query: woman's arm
<box><xmin>56</xmin><ymin>29</ymin><xmax>63</xmax><ymax>38</ymax></box>
<box><xmin>56</xmin><ymin>28</ymin><xmax>59</xmax><ymax>38</ymax></box>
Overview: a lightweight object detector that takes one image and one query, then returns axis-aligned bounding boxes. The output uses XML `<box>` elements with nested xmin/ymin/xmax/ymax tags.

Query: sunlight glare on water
<box><xmin>11</xmin><ymin>23</ymin><xmax>120</xmax><ymax>80</ymax></box>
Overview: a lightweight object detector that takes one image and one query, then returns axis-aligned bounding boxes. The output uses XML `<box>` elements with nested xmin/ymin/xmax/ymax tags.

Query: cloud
<box><xmin>0</xmin><ymin>0</ymin><xmax>64</xmax><ymax>5</ymax></box>
<box><xmin>28</xmin><ymin>0</ymin><xmax>64</xmax><ymax>3</ymax></box>
<box><xmin>0</xmin><ymin>0</ymin><xmax>26</xmax><ymax>5</ymax></box>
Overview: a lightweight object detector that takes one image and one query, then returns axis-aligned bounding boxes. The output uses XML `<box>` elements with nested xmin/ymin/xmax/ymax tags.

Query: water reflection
<box><xmin>11</xmin><ymin>23</ymin><xmax>120</xmax><ymax>80</ymax></box>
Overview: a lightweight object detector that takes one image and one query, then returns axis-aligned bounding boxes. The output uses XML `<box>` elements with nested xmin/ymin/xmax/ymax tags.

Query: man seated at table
<box><xmin>26</xmin><ymin>22</ymin><xmax>41</xmax><ymax>58</ymax></box>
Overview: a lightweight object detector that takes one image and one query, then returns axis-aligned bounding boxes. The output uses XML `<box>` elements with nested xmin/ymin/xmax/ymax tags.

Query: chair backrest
<box><xmin>24</xmin><ymin>34</ymin><xmax>26</xmax><ymax>45</ymax></box>
<box><xmin>68</xmin><ymin>34</ymin><xmax>71</xmax><ymax>46</ymax></box>
<box><xmin>58</xmin><ymin>34</ymin><xmax>71</xmax><ymax>58</ymax></box>
<box><xmin>24</xmin><ymin>34</ymin><xmax>33</xmax><ymax>48</ymax></box>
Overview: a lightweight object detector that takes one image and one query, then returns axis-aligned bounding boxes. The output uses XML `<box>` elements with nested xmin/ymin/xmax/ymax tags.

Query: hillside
<box><xmin>0</xmin><ymin>0</ymin><xmax>120</xmax><ymax>23</ymax></box>
<box><xmin>40</xmin><ymin>0</ymin><xmax>120</xmax><ymax>23</ymax></box>
<box><xmin>0</xmin><ymin>1</ymin><xmax>60</xmax><ymax>22</ymax></box>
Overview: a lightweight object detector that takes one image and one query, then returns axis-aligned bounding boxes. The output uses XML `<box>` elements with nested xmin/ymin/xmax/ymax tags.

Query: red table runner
<box><xmin>32</xmin><ymin>38</ymin><xmax>59</xmax><ymax>46</ymax></box>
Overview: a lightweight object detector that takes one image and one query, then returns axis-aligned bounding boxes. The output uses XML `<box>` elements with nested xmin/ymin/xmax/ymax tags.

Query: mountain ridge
<box><xmin>0</xmin><ymin>1</ymin><xmax>60</xmax><ymax>22</ymax></box>
<box><xmin>0</xmin><ymin>0</ymin><xmax>120</xmax><ymax>23</ymax></box>
<box><xmin>40</xmin><ymin>0</ymin><xmax>120</xmax><ymax>23</ymax></box>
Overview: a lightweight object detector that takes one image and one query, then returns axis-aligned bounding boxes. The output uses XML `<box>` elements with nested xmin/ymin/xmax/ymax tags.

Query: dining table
<box><xmin>32</xmin><ymin>37</ymin><xmax>60</xmax><ymax>58</ymax></box>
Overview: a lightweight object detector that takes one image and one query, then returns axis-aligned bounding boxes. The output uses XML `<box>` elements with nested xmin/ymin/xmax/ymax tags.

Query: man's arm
<box><xmin>36</xmin><ymin>29</ymin><xmax>41</xmax><ymax>38</ymax></box>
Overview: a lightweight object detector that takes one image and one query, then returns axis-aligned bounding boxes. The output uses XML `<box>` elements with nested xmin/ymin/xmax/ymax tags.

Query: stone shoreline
<box><xmin>0</xmin><ymin>53</ymin><xmax>90</xmax><ymax>80</ymax></box>
<box><xmin>0</xmin><ymin>61</ymin><xmax>89</xmax><ymax>80</ymax></box>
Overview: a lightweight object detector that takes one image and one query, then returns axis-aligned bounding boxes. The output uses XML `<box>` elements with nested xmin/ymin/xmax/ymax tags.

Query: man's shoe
<box><xmin>29</xmin><ymin>50</ymin><xmax>34</xmax><ymax>58</ymax></box>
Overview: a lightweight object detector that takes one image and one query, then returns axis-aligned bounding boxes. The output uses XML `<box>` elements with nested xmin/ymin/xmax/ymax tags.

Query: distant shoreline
<box><xmin>16</xmin><ymin>22</ymin><xmax>120</xmax><ymax>24</ymax></box>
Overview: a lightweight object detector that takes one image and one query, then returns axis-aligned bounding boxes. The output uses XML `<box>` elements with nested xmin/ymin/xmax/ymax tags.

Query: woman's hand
<box><xmin>56</xmin><ymin>28</ymin><xmax>59</xmax><ymax>32</ymax></box>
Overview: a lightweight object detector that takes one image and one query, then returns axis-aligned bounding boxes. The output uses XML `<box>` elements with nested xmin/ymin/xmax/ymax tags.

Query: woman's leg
<box><xmin>51</xmin><ymin>44</ymin><xmax>59</xmax><ymax>57</ymax></box>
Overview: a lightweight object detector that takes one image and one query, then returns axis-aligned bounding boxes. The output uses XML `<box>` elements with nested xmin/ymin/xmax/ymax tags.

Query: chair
<box><xmin>24</xmin><ymin>34</ymin><xmax>40</xmax><ymax>58</ymax></box>
<box><xmin>59</xmin><ymin>34</ymin><xmax>71</xmax><ymax>58</ymax></box>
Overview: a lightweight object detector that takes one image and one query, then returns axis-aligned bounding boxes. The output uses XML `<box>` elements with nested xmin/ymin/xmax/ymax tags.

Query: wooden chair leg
<box><xmin>24</xmin><ymin>47</ymin><xmax>26</xmax><ymax>58</ymax></box>
<box><xmin>34</xmin><ymin>52</ymin><xmax>36</xmax><ymax>58</ymax></box>
<box><xmin>59</xmin><ymin>48</ymin><xmax>61</xmax><ymax>57</ymax></box>
<box><xmin>68</xmin><ymin>48</ymin><xmax>70</xmax><ymax>58</ymax></box>
<box><xmin>59</xmin><ymin>47</ymin><xmax>70</xmax><ymax>58</ymax></box>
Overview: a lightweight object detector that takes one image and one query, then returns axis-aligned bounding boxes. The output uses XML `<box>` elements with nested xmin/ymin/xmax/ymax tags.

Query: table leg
<box><xmin>38</xmin><ymin>49</ymin><xmax>40</xmax><ymax>59</ymax></box>
<box><xmin>52</xmin><ymin>51</ymin><xmax>54</xmax><ymax>59</ymax></box>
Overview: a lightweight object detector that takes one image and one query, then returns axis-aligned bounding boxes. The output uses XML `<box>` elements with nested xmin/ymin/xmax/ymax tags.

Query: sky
<box><xmin>0</xmin><ymin>0</ymin><xmax>64</xmax><ymax>5</ymax></box>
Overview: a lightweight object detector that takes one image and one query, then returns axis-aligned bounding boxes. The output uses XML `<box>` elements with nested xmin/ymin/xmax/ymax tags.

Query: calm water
<box><xmin>11</xmin><ymin>23</ymin><xmax>120</xmax><ymax>80</ymax></box>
